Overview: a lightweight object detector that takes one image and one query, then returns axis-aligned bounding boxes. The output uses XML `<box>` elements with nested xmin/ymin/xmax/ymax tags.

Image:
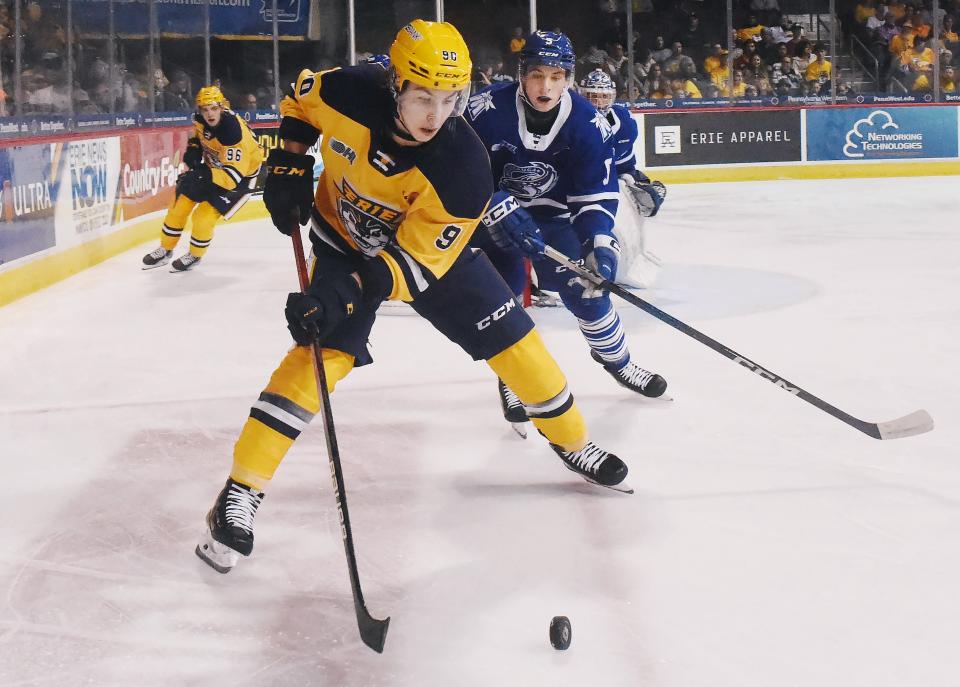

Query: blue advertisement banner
<box><xmin>806</xmin><ymin>106</ymin><xmax>959</xmax><ymax>161</ymax></box>
<box><xmin>0</xmin><ymin>145</ymin><xmax>63</xmax><ymax>265</ymax></box>
<box><xmin>71</xmin><ymin>0</ymin><xmax>308</xmax><ymax>38</ymax></box>
<box><xmin>624</xmin><ymin>93</ymin><xmax>938</xmax><ymax>111</ymax></box>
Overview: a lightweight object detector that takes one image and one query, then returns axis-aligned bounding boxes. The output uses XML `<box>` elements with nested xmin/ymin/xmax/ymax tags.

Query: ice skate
<box><xmin>170</xmin><ymin>253</ymin><xmax>202</xmax><ymax>272</ymax></box>
<box><xmin>195</xmin><ymin>478</ymin><xmax>264</xmax><ymax>574</ymax></box>
<box><xmin>591</xmin><ymin>350</ymin><xmax>668</xmax><ymax>399</ymax></box>
<box><xmin>498</xmin><ymin>378</ymin><xmax>528</xmax><ymax>438</ymax></box>
<box><xmin>550</xmin><ymin>441</ymin><xmax>632</xmax><ymax>493</ymax></box>
<box><xmin>141</xmin><ymin>247</ymin><xmax>172</xmax><ymax>270</ymax></box>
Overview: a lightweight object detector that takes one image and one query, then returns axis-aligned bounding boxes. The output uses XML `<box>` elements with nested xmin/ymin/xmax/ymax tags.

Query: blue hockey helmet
<box><xmin>519</xmin><ymin>31</ymin><xmax>575</xmax><ymax>76</ymax></box>
<box><xmin>579</xmin><ymin>69</ymin><xmax>616</xmax><ymax>113</ymax></box>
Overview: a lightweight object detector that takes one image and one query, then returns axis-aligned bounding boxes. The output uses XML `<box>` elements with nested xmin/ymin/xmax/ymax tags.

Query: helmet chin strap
<box><xmin>392</xmin><ymin>111</ymin><xmax>419</xmax><ymax>142</ymax></box>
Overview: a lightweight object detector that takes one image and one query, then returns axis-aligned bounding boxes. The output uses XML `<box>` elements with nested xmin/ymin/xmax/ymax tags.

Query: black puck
<box><xmin>549</xmin><ymin>615</ymin><xmax>572</xmax><ymax>650</ymax></box>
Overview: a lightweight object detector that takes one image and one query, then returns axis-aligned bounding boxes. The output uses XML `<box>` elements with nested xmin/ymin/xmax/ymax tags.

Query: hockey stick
<box><xmin>542</xmin><ymin>245</ymin><xmax>934</xmax><ymax>441</ymax></box>
<box><xmin>291</xmin><ymin>231</ymin><xmax>390</xmax><ymax>653</ymax></box>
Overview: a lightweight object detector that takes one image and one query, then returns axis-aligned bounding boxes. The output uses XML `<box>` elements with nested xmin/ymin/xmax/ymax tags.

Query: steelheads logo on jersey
<box><xmin>336</xmin><ymin>178</ymin><xmax>404</xmax><ymax>255</ymax></box>
<box><xmin>499</xmin><ymin>161</ymin><xmax>558</xmax><ymax>199</ymax></box>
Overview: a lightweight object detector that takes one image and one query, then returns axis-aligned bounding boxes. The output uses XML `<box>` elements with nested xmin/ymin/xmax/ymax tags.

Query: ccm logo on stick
<box><xmin>732</xmin><ymin>356</ymin><xmax>800</xmax><ymax>394</ymax></box>
<box><xmin>476</xmin><ymin>299</ymin><xmax>516</xmax><ymax>330</ymax></box>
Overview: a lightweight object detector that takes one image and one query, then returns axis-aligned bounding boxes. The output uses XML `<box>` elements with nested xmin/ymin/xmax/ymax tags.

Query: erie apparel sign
<box><xmin>644</xmin><ymin>110</ymin><xmax>802</xmax><ymax>166</ymax></box>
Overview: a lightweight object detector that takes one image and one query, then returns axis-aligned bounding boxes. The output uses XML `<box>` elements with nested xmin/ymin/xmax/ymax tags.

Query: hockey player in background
<box><xmin>465</xmin><ymin>31</ymin><xmax>668</xmax><ymax>436</ymax></box>
<box><xmin>196</xmin><ymin>20</ymin><xmax>633</xmax><ymax>575</ymax></box>
<box><xmin>578</xmin><ymin>69</ymin><xmax>667</xmax><ymax>289</ymax></box>
<box><xmin>141</xmin><ymin>86</ymin><xmax>263</xmax><ymax>272</ymax></box>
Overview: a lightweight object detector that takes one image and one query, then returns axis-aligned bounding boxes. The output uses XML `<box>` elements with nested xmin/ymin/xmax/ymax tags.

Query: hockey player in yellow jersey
<box><xmin>141</xmin><ymin>86</ymin><xmax>263</xmax><ymax>272</ymax></box>
<box><xmin>195</xmin><ymin>20</ymin><xmax>632</xmax><ymax>574</ymax></box>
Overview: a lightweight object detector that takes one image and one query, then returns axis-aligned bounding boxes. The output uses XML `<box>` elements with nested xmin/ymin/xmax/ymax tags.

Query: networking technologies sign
<box><xmin>806</xmin><ymin>107</ymin><xmax>959</xmax><ymax>161</ymax></box>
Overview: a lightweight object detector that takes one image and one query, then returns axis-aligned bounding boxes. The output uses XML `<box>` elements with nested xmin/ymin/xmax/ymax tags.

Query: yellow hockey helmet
<box><xmin>195</xmin><ymin>85</ymin><xmax>230</xmax><ymax>110</ymax></box>
<box><xmin>389</xmin><ymin>20</ymin><xmax>471</xmax><ymax>93</ymax></box>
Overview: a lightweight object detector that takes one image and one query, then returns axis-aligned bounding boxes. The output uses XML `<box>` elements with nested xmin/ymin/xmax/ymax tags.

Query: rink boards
<box><xmin>1</xmin><ymin>103</ymin><xmax>959</xmax><ymax>306</ymax></box>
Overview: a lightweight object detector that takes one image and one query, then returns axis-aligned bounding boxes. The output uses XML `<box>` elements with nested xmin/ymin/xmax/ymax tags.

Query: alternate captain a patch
<box><xmin>335</xmin><ymin>178</ymin><xmax>404</xmax><ymax>255</ymax></box>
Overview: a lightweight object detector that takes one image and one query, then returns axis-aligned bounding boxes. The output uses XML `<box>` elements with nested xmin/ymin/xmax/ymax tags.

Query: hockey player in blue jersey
<box><xmin>467</xmin><ymin>31</ymin><xmax>668</xmax><ymax>433</ymax></box>
<box><xmin>578</xmin><ymin>68</ymin><xmax>667</xmax><ymax>288</ymax></box>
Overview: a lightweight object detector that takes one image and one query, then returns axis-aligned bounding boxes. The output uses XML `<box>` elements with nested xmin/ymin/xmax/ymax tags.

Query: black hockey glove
<box><xmin>481</xmin><ymin>191</ymin><xmax>545</xmax><ymax>257</ymax></box>
<box><xmin>285</xmin><ymin>273</ymin><xmax>362</xmax><ymax>346</ymax></box>
<box><xmin>176</xmin><ymin>166</ymin><xmax>212</xmax><ymax>199</ymax></box>
<box><xmin>264</xmin><ymin>148</ymin><xmax>315</xmax><ymax>236</ymax></box>
<box><xmin>183</xmin><ymin>139</ymin><xmax>203</xmax><ymax>170</ymax></box>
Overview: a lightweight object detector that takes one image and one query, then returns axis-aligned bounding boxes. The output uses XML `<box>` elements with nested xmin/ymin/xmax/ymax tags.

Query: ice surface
<box><xmin>0</xmin><ymin>176</ymin><xmax>957</xmax><ymax>686</ymax></box>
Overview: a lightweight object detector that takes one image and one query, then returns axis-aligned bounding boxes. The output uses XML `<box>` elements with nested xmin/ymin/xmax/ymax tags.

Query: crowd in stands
<box><xmin>3</xmin><ymin>0</ymin><xmax>960</xmax><ymax>118</ymax></box>
<box><xmin>471</xmin><ymin>0</ymin><xmax>960</xmax><ymax>101</ymax></box>
<box><xmin>847</xmin><ymin>0</ymin><xmax>960</xmax><ymax>92</ymax></box>
<box><xmin>0</xmin><ymin>0</ymin><xmax>275</xmax><ymax>117</ymax></box>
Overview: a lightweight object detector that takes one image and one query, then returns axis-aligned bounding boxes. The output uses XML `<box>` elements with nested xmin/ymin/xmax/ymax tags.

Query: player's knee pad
<box><xmin>558</xmin><ymin>286</ymin><xmax>613</xmax><ymax>321</ymax></box>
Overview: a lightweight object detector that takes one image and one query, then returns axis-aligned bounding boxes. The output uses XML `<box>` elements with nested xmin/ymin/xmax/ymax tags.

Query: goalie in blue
<box><xmin>579</xmin><ymin>68</ymin><xmax>667</xmax><ymax>289</ymax></box>
<box><xmin>467</xmin><ymin>31</ymin><xmax>668</xmax><ymax>432</ymax></box>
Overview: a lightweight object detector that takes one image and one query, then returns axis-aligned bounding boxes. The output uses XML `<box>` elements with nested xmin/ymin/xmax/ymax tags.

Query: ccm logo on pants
<box><xmin>476</xmin><ymin>299</ymin><xmax>516</xmax><ymax>330</ymax></box>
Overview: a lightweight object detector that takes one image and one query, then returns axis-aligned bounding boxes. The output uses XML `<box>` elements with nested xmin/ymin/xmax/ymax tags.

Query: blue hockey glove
<box><xmin>480</xmin><ymin>191</ymin><xmax>545</xmax><ymax>257</ymax></box>
<box><xmin>591</xmin><ymin>233</ymin><xmax>620</xmax><ymax>282</ymax></box>
<box><xmin>285</xmin><ymin>273</ymin><xmax>362</xmax><ymax>346</ymax></box>
<box><xmin>624</xmin><ymin>179</ymin><xmax>667</xmax><ymax>218</ymax></box>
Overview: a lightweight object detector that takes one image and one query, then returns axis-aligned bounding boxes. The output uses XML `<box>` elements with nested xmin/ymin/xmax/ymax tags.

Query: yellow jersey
<box><xmin>277</xmin><ymin>65</ymin><xmax>493</xmax><ymax>302</ymax></box>
<box><xmin>192</xmin><ymin>111</ymin><xmax>263</xmax><ymax>192</ymax></box>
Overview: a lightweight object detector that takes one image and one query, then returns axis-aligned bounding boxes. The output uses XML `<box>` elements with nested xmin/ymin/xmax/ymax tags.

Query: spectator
<box><xmin>854</xmin><ymin>0</ymin><xmax>878</xmax><ymax>25</ymax></box>
<box><xmin>704</xmin><ymin>43</ymin><xmax>727</xmax><ymax>74</ymax></box>
<box><xmin>164</xmin><ymin>69</ymin><xmax>192</xmax><ymax>110</ymax></box>
<box><xmin>941</xmin><ymin>65</ymin><xmax>957</xmax><ymax>93</ymax></box>
<box><xmin>775</xmin><ymin>76</ymin><xmax>794</xmax><ymax>96</ymax></box>
<box><xmin>736</xmin><ymin>15</ymin><xmax>766</xmax><ymax>43</ymax></box>
<box><xmin>674</xmin><ymin>14</ymin><xmax>707</xmax><ymax>64</ymax></box>
<box><xmin>649</xmin><ymin>35</ymin><xmax>672</xmax><ymax>64</ymax></box>
<box><xmin>785</xmin><ymin>25</ymin><xmax>808</xmax><ymax>56</ymax></box>
<box><xmin>709</xmin><ymin>59</ymin><xmax>732</xmax><ymax>91</ymax></box>
<box><xmin>735</xmin><ymin>40</ymin><xmax>760</xmax><ymax>71</ymax></box>
<box><xmin>238</xmin><ymin>92</ymin><xmax>258</xmax><ymax>112</ymax></box>
<box><xmin>722</xmin><ymin>68</ymin><xmax>747</xmax><ymax>97</ymax></box>
<box><xmin>889</xmin><ymin>22</ymin><xmax>915</xmax><ymax>57</ymax></box>
<box><xmin>794</xmin><ymin>41</ymin><xmax>816</xmax><ymax>73</ymax></box>
<box><xmin>669</xmin><ymin>75</ymin><xmax>702</xmax><ymax>99</ymax></box>
<box><xmin>805</xmin><ymin>45</ymin><xmax>833</xmax><ymax>91</ymax></box>
<box><xmin>763</xmin><ymin>15</ymin><xmax>793</xmax><ymax>47</ymax></box>
<box><xmin>662</xmin><ymin>41</ymin><xmax>696</xmax><ymax>77</ymax></box>
<box><xmin>604</xmin><ymin>42</ymin><xmax>629</xmax><ymax>92</ymax></box>
<box><xmin>900</xmin><ymin>36</ymin><xmax>935</xmax><ymax>84</ymax></box>
<box><xmin>771</xmin><ymin>55</ymin><xmax>800</xmax><ymax>89</ymax></box>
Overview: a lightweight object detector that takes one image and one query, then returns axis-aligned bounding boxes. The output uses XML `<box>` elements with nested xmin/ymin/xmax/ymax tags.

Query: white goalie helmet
<box><xmin>579</xmin><ymin>69</ymin><xmax>616</xmax><ymax>113</ymax></box>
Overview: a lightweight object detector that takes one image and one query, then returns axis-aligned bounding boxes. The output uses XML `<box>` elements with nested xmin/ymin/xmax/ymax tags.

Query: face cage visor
<box><xmin>395</xmin><ymin>77</ymin><xmax>472</xmax><ymax>120</ymax></box>
<box><xmin>580</xmin><ymin>87</ymin><xmax>616</xmax><ymax>113</ymax></box>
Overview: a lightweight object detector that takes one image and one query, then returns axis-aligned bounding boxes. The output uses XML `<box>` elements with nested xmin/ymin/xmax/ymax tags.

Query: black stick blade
<box><xmin>358</xmin><ymin>613</ymin><xmax>390</xmax><ymax>653</ymax></box>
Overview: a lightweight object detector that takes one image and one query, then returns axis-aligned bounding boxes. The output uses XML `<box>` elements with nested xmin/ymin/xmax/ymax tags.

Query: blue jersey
<box><xmin>466</xmin><ymin>82</ymin><xmax>619</xmax><ymax>241</ymax></box>
<box><xmin>608</xmin><ymin>104</ymin><xmax>639</xmax><ymax>176</ymax></box>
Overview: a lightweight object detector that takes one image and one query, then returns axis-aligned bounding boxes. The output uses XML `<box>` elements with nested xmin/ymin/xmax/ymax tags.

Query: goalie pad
<box><xmin>612</xmin><ymin>179</ymin><xmax>663</xmax><ymax>289</ymax></box>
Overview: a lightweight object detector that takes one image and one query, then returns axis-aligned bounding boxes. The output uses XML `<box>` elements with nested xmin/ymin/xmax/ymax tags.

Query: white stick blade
<box><xmin>877</xmin><ymin>410</ymin><xmax>935</xmax><ymax>440</ymax></box>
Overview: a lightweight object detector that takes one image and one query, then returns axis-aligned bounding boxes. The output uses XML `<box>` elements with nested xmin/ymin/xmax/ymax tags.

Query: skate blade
<box><xmin>585</xmin><ymin>477</ymin><xmax>634</xmax><ymax>494</ymax></box>
<box><xmin>141</xmin><ymin>261</ymin><xmax>169</xmax><ymax>270</ymax></box>
<box><xmin>195</xmin><ymin>534</ymin><xmax>241</xmax><ymax>574</ymax></box>
<box><xmin>511</xmin><ymin>422</ymin><xmax>528</xmax><ymax>439</ymax></box>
